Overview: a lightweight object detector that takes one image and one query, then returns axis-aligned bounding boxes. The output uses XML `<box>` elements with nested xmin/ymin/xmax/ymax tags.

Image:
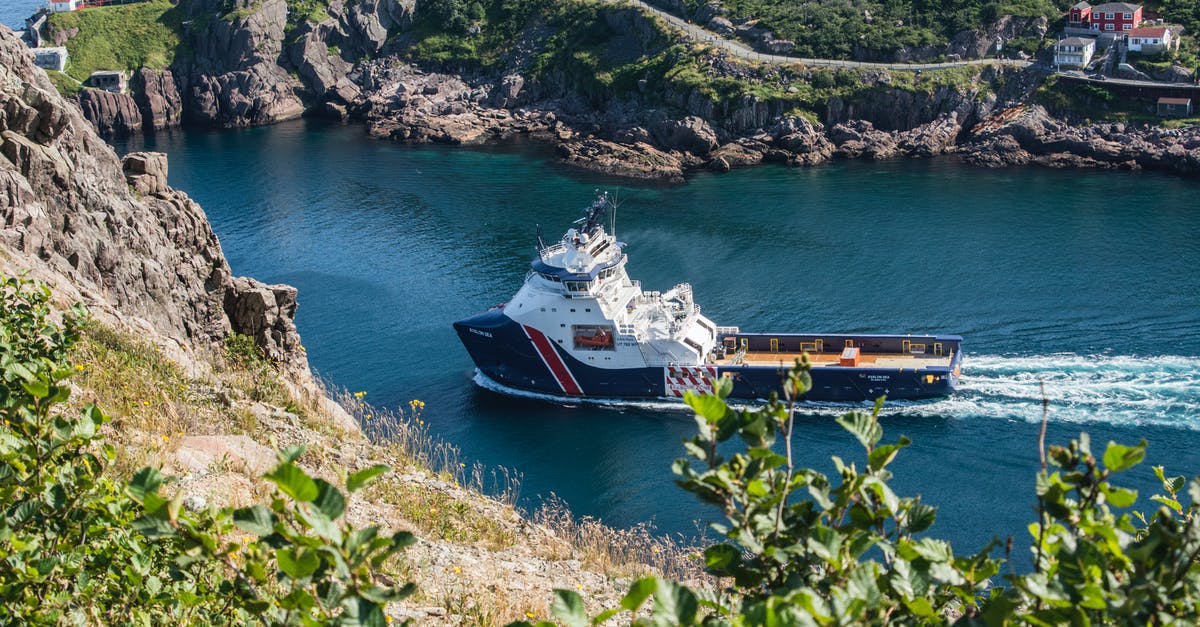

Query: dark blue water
<box><xmin>115</xmin><ymin>120</ymin><xmax>1200</xmax><ymax>567</ymax></box>
<box><xmin>3</xmin><ymin>1</ymin><xmax>42</xmax><ymax>30</ymax></box>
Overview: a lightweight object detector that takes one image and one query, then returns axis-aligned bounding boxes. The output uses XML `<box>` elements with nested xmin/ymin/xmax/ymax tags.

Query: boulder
<box><xmin>121</xmin><ymin>151</ymin><xmax>169</xmax><ymax>196</ymax></box>
<box><xmin>223</xmin><ymin>276</ymin><xmax>304</xmax><ymax>363</ymax></box>
<box><xmin>173</xmin><ymin>434</ymin><xmax>276</xmax><ymax>476</ymax></box>
<box><xmin>653</xmin><ymin>116</ymin><xmax>720</xmax><ymax>156</ymax></box>
<box><xmin>830</xmin><ymin>120</ymin><xmax>899</xmax><ymax>160</ymax></box>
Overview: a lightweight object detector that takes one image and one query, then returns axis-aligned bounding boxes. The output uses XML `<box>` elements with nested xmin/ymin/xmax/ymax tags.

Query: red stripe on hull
<box><xmin>522</xmin><ymin>325</ymin><xmax>583</xmax><ymax>396</ymax></box>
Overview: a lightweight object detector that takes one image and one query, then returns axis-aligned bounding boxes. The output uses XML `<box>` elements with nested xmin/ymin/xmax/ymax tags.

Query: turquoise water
<box><xmin>114</xmin><ymin>120</ymin><xmax>1200</xmax><ymax>566</ymax></box>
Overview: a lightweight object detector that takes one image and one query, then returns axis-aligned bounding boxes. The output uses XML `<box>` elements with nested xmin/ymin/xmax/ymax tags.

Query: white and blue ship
<box><xmin>455</xmin><ymin>193</ymin><xmax>963</xmax><ymax>402</ymax></box>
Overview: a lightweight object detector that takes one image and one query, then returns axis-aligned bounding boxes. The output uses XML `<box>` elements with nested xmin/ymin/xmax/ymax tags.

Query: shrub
<box><xmin>531</xmin><ymin>358</ymin><xmax>1200</xmax><ymax>625</ymax></box>
<box><xmin>0</xmin><ymin>276</ymin><xmax>414</xmax><ymax>624</ymax></box>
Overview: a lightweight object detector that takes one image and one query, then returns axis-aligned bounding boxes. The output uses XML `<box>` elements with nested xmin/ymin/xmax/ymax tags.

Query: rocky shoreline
<box><xmin>349</xmin><ymin>59</ymin><xmax>1200</xmax><ymax>180</ymax></box>
<box><xmin>22</xmin><ymin>0</ymin><xmax>1200</xmax><ymax>182</ymax></box>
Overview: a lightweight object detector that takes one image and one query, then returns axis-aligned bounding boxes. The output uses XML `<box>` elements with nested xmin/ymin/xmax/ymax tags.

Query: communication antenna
<box><xmin>609</xmin><ymin>190</ymin><xmax>620</xmax><ymax>239</ymax></box>
<box><xmin>535</xmin><ymin>223</ymin><xmax>545</xmax><ymax>252</ymax></box>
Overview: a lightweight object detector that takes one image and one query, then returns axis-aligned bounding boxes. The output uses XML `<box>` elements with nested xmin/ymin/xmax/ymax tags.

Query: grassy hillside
<box><xmin>46</xmin><ymin>0</ymin><xmax>186</xmax><ymax>82</ymax></box>
<box><xmin>683</xmin><ymin>0</ymin><xmax>1066</xmax><ymax>58</ymax></box>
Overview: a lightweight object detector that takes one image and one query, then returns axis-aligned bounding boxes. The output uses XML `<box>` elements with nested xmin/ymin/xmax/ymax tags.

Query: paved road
<box><xmin>620</xmin><ymin>0</ymin><xmax>1034</xmax><ymax>72</ymax></box>
<box><xmin>1058</xmin><ymin>70</ymin><xmax>1200</xmax><ymax>90</ymax></box>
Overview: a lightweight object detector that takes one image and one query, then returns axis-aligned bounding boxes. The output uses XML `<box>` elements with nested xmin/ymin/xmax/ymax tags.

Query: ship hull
<box><xmin>455</xmin><ymin>309</ymin><xmax>961</xmax><ymax>403</ymax></box>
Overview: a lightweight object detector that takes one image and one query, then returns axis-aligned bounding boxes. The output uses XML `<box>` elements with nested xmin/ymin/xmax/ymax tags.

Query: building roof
<box><xmin>1090</xmin><ymin>2</ymin><xmax>1141</xmax><ymax>13</ymax></box>
<box><xmin>1057</xmin><ymin>37</ymin><xmax>1095</xmax><ymax>46</ymax></box>
<box><xmin>32</xmin><ymin>46</ymin><xmax>68</xmax><ymax>56</ymax></box>
<box><xmin>1128</xmin><ymin>27</ymin><xmax>1168</xmax><ymax>37</ymax></box>
<box><xmin>1158</xmin><ymin>97</ymin><xmax>1191</xmax><ymax>105</ymax></box>
<box><xmin>1071</xmin><ymin>1</ymin><xmax>1091</xmax><ymax>9</ymax></box>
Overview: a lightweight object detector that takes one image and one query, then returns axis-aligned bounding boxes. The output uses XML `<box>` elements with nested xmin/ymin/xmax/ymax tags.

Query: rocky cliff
<box><xmin>0</xmin><ymin>26</ymin><xmax>305</xmax><ymax>370</ymax></box>
<box><xmin>48</xmin><ymin>0</ymin><xmax>1200</xmax><ymax>181</ymax></box>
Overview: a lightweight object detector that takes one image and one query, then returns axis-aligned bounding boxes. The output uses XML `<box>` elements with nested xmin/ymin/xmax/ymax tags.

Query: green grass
<box><xmin>223</xmin><ymin>0</ymin><xmax>264</xmax><ymax>22</ymax></box>
<box><xmin>46</xmin><ymin>0</ymin><xmax>186</xmax><ymax>82</ymax></box>
<box><xmin>44</xmin><ymin>70</ymin><xmax>83</xmax><ymax>98</ymax></box>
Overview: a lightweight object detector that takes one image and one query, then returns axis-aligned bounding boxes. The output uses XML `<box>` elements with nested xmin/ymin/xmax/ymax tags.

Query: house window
<box><xmin>1122</xmin><ymin>24</ymin><xmax>1131</xmax><ymax>30</ymax></box>
<box><xmin>1123</xmin><ymin>12</ymin><xmax>1132</xmax><ymax>19</ymax></box>
<box><xmin>1105</xmin><ymin>23</ymin><xmax>1114</xmax><ymax>30</ymax></box>
<box><xmin>1105</xmin><ymin>12</ymin><xmax>1114</xmax><ymax>19</ymax></box>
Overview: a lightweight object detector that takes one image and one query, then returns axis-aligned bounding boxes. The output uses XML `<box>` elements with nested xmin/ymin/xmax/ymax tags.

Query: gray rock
<box><xmin>122</xmin><ymin>151</ymin><xmax>169</xmax><ymax>196</ymax></box>
<box><xmin>653</xmin><ymin>116</ymin><xmax>720</xmax><ymax>156</ymax></box>
<box><xmin>0</xmin><ymin>28</ymin><xmax>309</xmax><ymax>369</ymax></box>
<box><xmin>77</xmin><ymin>88</ymin><xmax>143</xmax><ymax>136</ymax></box>
<box><xmin>133</xmin><ymin>69</ymin><xmax>183</xmax><ymax>130</ymax></box>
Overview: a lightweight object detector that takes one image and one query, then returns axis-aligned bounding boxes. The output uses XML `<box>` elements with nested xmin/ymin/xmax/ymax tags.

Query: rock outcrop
<box><xmin>76</xmin><ymin>88</ymin><xmax>143</xmax><ymax>135</ymax></box>
<box><xmin>0</xmin><ymin>26</ymin><xmax>306</xmax><ymax>370</ymax></box>
<box><xmin>962</xmin><ymin>105</ymin><xmax>1200</xmax><ymax>175</ymax></box>
<box><xmin>134</xmin><ymin>68</ymin><xmax>184</xmax><ymax>130</ymax></box>
<box><xmin>180</xmin><ymin>0</ymin><xmax>305</xmax><ymax>127</ymax></box>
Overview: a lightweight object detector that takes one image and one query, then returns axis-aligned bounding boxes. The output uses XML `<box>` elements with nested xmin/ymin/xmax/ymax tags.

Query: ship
<box><xmin>454</xmin><ymin>193</ymin><xmax>963</xmax><ymax>402</ymax></box>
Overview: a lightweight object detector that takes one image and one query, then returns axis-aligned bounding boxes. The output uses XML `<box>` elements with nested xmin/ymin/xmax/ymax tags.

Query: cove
<box><xmin>113</xmin><ymin>119</ymin><xmax>1200</xmax><ymax>567</ymax></box>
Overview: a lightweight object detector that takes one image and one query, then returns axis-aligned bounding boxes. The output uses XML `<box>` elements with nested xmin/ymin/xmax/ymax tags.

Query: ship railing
<box><xmin>715</xmin><ymin>326</ymin><xmax>741</xmax><ymax>335</ymax></box>
<box><xmin>538</xmin><ymin>243</ymin><xmax>567</xmax><ymax>260</ymax></box>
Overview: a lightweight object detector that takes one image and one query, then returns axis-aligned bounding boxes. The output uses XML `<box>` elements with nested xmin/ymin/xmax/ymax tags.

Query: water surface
<box><xmin>115</xmin><ymin>121</ymin><xmax>1200</xmax><ymax>567</ymax></box>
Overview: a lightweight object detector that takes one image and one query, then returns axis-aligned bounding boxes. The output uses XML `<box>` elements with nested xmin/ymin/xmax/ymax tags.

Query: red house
<box><xmin>1068</xmin><ymin>1</ymin><xmax>1092</xmax><ymax>28</ymax></box>
<box><xmin>1089</xmin><ymin>2</ymin><xmax>1142</xmax><ymax>32</ymax></box>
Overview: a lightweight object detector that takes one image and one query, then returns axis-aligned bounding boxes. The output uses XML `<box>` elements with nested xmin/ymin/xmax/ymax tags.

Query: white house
<box><xmin>47</xmin><ymin>0</ymin><xmax>79</xmax><ymax>12</ymax></box>
<box><xmin>32</xmin><ymin>47</ymin><xmax>69</xmax><ymax>73</ymax></box>
<box><xmin>1054</xmin><ymin>37</ymin><xmax>1096</xmax><ymax>68</ymax></box>
<box><xmin>1126</xmin><ymin>27</ymin><xmax>1176</xmax><ymax>53</ymax></box>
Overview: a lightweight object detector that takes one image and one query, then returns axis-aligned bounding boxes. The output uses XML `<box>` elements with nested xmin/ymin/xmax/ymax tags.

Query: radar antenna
<box><xmin>576</xmin><ymin>190</ymin><xmax>610</xmax><ymax>235</ymax></box>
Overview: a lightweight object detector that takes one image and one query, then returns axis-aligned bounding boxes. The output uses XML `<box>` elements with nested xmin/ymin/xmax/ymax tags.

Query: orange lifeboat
<box><xmin>575</xmin><ymin>329</ymin><xmax>614</xmax><ymax>348</ymax></box>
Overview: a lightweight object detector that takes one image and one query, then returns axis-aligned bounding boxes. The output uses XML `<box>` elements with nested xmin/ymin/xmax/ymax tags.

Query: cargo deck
<box><xmin>713</xmin><ymin>351</ymin><xmax>955</xmax><ymax>369</ymax></box>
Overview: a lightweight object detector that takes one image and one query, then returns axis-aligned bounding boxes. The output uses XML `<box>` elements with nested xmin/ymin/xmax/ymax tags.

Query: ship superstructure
<box><xmin>455</xmin><ymin>194</ymin><xmax>962</xmax><ymax>402</ymax></box>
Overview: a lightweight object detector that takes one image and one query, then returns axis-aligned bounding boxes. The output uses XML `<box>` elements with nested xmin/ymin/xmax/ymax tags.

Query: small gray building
<box><xmin>87</xmin><ymin>70</ymin><xmax>128</xmax><ymax>94</ymax></box>
<box><xmin>1054</xmin><ymin>37</ymin><xmax>1096</xmax><ymax>69</ymax></box>
<box><xmin>1157</xmin><ymin>97</ymin><xmax>1193</xmax><ymax>118</ymax></box>
<box><xmin>32</xmin><ymin>47</ymin><xmax>69</xmax><ymax>73</ymax></box>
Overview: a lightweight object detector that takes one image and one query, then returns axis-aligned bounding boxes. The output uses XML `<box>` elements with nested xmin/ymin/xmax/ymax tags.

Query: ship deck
<box><xmin>713</xmin><ymin>351</ymin><xmax>954</xmax><ymax>369</ymax></box>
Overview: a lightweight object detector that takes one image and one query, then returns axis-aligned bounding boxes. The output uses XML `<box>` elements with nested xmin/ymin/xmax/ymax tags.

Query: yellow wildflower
<box><xmin>525</xmin><ymin>612</ymin><xmax>535</xmax><ymax>619</ymax></box>
<box><xmin>161</xmin><ymin>435</ymin><xmax>169</xmax><ymax>442</ymax></box>
<box><xmin>74</xmin><ymin>364</ymin><xmax>85</xmax><ymax>371</ymax></box>
<box><xmin>143</xmin><ymin>401</ymin><xmax>150</xmax><ymax>406</ymax></box>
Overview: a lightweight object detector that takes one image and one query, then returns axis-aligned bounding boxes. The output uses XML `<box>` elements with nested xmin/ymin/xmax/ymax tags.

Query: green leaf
<box><xmin>1151</xmin><ymin>495</ymin><xmax>1183</xmax><ymax>514</ymax></box>
<box><xmin>1100</xmin><ymin>484</ymin><xmax>1138</xmax><ymax>508</ymax></box>
<box><xmin>550</xmin><ymin>589</ymin><xmax>588</xmax><ymax>627</ymax></box>
<box><xmin>276</xmin><ymin>547</ymin><xmax>320</xmax><ymax>580</ymax></box>
<box><xmin>21</xmin><ymin>378</ymin><xmax>49</xmax><ymax>399</ymax></box>
<box><xmin>279</xmin><ymin>444</ymin><xmax>307</xmax><ymax>464</ymax></box>
<box><xmin>906</xmin><ymin>502</ymin><xmax>937</xmax><ymax>534</ymax></box>
<box><xmin>703</xmin><ymin>544</ymin><xmax>742</xmax><ymax>573</ymax></box>
<box><xmin>391</xmin><ymin>530</ymin><xmax>417</xmax><ymax>550</ymax></box>
<box><xmin>233</xmin><ymin>505</ymin><xmax>275</xmax><ymax>536</ymax></box>
<box><xmin>313</xmin><ymin>479</ymin><xmax>346</xmax><ymax>520</ymax></box>
<box><xmin>683</xmin><ymin>391</ymin><xmax>728</xmax><ymax>423</ymax></box>
<box><xmin>266</xmin><ymin>462</ymin><xmax>319</xmax><ymax>502</ymax></box>
<box><xmin>1102</xmin><ymin>440</ymin><xmax>1146</xmax><ymax>473</ymax></box>
<box><xmin>836</xmin><ymin>410</ymin><xmax>883</xmax><ymax>450</ymax></box>
<box><xmin>347</xmin><ymin>464</ymin><xmax>390</xmax><ymax>493</ymax></box>
<box><xmin>621</xmin><ymin>577</ymin><xmax>658</xmax><ymax>611</ymax></box>
<box><xmin>126</xmin><ymin>467</ymin><xmax>164</xmax><ymax>503</ymax></box>
<box><xmin>651</xmin><ymin>579</ymin><xmax>698</xmax><ymax>625</ymax></box>
<box><xmin>868</xmin><ymin>436</ymin><xmax>911</xmax><ymax>471</ymax></box>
